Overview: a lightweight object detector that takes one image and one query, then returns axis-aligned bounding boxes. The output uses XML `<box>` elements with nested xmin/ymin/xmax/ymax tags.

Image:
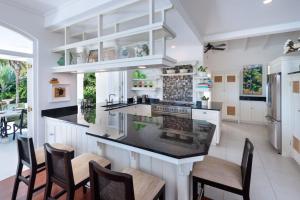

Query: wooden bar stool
<box><xmin>12</xmin><ymin>137</ymin><xmax>74</xmax><ymax>200</ymax></box>
<box><xmin>192</xmin><ymin>138</ymin><xmax>254</xmax><ymax>200</ymax></box>
<box><xmin>89</xmin><ymin>161</ymin><xmax>165</xmax><ymax>200</ymax></box>
<box><xmin>44</xmin><ymin>143</ymin><xmax>111</xmax><ymax>200</ymax></box>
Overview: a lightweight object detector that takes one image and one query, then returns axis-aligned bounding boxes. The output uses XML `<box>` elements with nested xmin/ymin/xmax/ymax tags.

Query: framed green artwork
<box><xmin>242</xmin><ymin>65</ymin><xmax>263</xmax><ymax>95</ymax></box>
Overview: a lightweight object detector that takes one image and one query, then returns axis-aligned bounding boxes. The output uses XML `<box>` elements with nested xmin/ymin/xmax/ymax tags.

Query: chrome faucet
<box><xmin>107</xmin><ymin>94</ymin><xmax>116</xmax><ymax>104</ymax></box>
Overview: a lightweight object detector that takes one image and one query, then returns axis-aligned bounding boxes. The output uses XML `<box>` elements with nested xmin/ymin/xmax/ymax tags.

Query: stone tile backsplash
<box><xmin>163</xmin><ymin>65</ymin><xmax>193</xmax><ymax>102</ymax></box>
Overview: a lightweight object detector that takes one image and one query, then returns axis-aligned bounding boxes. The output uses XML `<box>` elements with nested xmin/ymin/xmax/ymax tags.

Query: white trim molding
<box><xmin>204</xmin><ymin>21</ymin><xmax>300</xmax><ymax>42</ymax></box>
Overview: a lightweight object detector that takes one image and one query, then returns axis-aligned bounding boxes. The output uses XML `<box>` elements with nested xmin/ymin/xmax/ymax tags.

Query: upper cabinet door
<box><xmin>225</xmin><ymin>74</ymin><xmax>239</xmax><ymax>104</ymax></box>
<box><xmin>212</xmin><ymin>75</ymin><xmax>225</xmax><ymax>102</ymax></box>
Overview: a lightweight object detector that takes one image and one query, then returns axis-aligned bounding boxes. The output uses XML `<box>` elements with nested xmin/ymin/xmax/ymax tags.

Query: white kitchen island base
<box><xmin>44</xmin><ymin>109</ymin><xmax>215</xmax><ymax>200</ymax></box>
<box><xmin>87</xmin><ymin>135</ymin><xmax>204</xmax><ymax>200</ymax></box>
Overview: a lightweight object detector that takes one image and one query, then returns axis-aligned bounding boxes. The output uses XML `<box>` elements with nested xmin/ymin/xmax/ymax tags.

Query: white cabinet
<box><xmin>239</xmin><ymin>101</ymin><xmax>267</xmax><ymax>124</ymax></box>
<box><xmin>114</xmin><ymin>104</ymin><xmax>152</xmax><ymax>117</ymax></box>
<box><xmin>192</xmin><ymin>109</ymin><xmax>221</xmax><ymax>145</ymax></box>
<box><xmin>212</xmin><ymin>74</ymin><xmax>239</xmax><ymax>121</ymax></box>
<box><xmin>45</xmin><ymin>117</ymin><xmax>88</xmax><ymax>156</ymax></box>
<box><xmin>290</xmin><ymin>74</ymin><xmax>300</xmax><ymax>164</ymax></box>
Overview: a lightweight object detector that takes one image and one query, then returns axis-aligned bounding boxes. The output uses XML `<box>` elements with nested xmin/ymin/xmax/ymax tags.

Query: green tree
<box><xmin>0</xmin><ymin>65</ymin><xmax>16</xmax><ymax>101</ymax></box>
<box><xmin>83</xmin><ymin>73</ymin><xmax>96</xmax><ymax>103</ymax></box>
<box><xmin>0</xmin><ymin>59</ymin><xmax>29</xmax><ymax>104</ymax></box>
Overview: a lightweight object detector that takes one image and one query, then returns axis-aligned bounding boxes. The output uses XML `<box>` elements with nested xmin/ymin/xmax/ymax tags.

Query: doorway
<box><xmin>0</xmin><ymin>24</ymin><xmax>35</xmax><ymax>180</ymax></box>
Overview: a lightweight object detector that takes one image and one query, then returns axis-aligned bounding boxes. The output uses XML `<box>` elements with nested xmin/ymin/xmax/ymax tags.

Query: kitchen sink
<box><xmin>101</xmin><ymin>103</ymin><xmax>129</xmax><ymax>110</ymax></box>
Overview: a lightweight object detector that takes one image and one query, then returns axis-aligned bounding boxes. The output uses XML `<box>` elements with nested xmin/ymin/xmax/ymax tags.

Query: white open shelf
<box><xmin>132</xmin><ymin>78</ymin><xmax>159</xmax><ymax>81</ymax></box>
<box><xmin>52</xmin><ymin>22</ymin><xmax>175</xmax><ymax>53</ymax></box>
<box><xmin>161</xmin><ymin>72</ymin><xmax>195</xmax><ymax>77</ymax></box>
<box><xmin>52</xmin><ymin>55</ymin><xmax>176</xmax><ymax>73</ymax></box>
<box><xmin>131</xmin><ymin>87</ymin><xmax>159</xmax><ymax>91</ymax></box>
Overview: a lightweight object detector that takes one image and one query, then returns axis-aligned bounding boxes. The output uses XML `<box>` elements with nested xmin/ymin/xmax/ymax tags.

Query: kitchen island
<box><xmin>43</xmin><ymin>105</ymin><xmax>215</xmax><ymax>200</ymax></box>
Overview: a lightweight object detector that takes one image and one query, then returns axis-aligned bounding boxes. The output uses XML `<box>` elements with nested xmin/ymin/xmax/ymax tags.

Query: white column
<box><xmin>129</xmin><ymin>151</ymin><xmax>140</xmax><ymax>169</ymax></box>
<box><xmin>176</xmin><ymin>163</ymin><xmax>194</xmax><ymax>200</ymax></box>
<box><xmin>64</xmin><ymin>27</ymin><xmax>69</xmax><ymax>65</ymax></box>
<box><xmin>77</xmin><ymin>73</ymin><xmax>84</xmax><ymax>102</ymax></box>
<box><xmin>149</xmin><ymin>0</ymin><xmax>155</xmax><ymax>55</ymax></box>
<box><xmin>98</xmin><ymin>15</ymin><xmax>104</xmax><ymax>61</ymax></box>
<box><xmin>97</xmin><ymin>142</ymin><xmax>106</xmax><ymax>156</ymax></box>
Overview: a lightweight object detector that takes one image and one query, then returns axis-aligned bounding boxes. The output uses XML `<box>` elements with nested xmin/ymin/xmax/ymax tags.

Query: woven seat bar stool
<box><xmin>192</xmin><ymin>138</ymin><xmax>254</xmax><ymax>200</ymax></box>
<box><xmin>89</xmin><ymin>161</ymin><xmax>166</xmax><ymax>200</ymax></box>
<box><xmin>44</xmin><ymin>143</ymin><xmax>111</xmax><ymax>200</ymax></box>
<box><xmin>11</xmin><ymin>137</ymin><xmax>74</xmax><ymax>200</ymax></box>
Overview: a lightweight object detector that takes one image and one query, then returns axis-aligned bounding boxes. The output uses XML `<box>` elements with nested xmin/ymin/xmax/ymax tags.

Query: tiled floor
<box><xmin>206</xmin><ymin>122</ymin><xmax>300</xmax><ymax>200</ymax></box>
<box><xmin>1</xmin><ymin>122</ymin><xmax>300</xmax><ymax>200</ymax></box>
<box><xmin>0</xmin><ymin>137</ymin><xmax>18</xmax><ymax>181</ymax></box>
<box><xmin>0</xmin><ymin>125</ymin><xmax>26</xmax><ymax>181</ymax></box>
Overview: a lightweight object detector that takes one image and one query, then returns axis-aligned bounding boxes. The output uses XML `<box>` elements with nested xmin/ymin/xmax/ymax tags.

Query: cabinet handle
<box><xmin>203</xmin><ymin>112</ymin><xmax>207</xmax><ymax>114</ymax></box>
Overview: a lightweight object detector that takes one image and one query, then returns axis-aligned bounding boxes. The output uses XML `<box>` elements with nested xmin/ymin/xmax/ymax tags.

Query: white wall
<box><xmin>0</xmin><ymin>3</ymin><xmax>77</xmax><ymax>146</ymax></box>
<box><xmin>165</xmin><ymin>9</ymin><xmax>203</xmax><ymax>62</ymax></box>
<box><xmin>204</xmin><ymin>35</ymin><xmax>292</xmax><ymax>99</ymax></box>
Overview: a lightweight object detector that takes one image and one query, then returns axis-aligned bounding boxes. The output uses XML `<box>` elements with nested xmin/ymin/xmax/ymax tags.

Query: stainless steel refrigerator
<box><xmin>266</xmin><ymin>73</ymin><xmax>282</xmax><ymax>154</ymax></box>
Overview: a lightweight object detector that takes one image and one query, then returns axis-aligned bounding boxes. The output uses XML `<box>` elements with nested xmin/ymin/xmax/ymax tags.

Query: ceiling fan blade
<box><xmin>204</xmin><ymin>48</ymin><xmax>210</xmax><ymax>53</ymax></box>
<box><xmin>215</xmin><ymin>44</ymin><xmax>226</xmax><ymax>47</ymax></box>
<box><xmin>212</xmin><ymin>47</ymin><xmax>225</xmax><ymax>51</ymax></box>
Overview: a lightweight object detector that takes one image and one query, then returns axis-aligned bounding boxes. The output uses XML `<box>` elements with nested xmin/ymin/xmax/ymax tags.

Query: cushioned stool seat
<box><xmin>192</xmin><ymin>156</ymin><xmax>242</xmax><ymax>190</ymax></box>
<box><xmin>123</xmin><ymin>168</ymin><xmax>165</xmax><ymax>200</ymax></box>
<box><xmin>72</xmin><ymin>153</ymin><xmax>111</xmax><ymax>185</ymax></box>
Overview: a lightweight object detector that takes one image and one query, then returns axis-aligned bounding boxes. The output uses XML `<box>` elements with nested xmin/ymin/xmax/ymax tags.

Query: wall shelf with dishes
<box><xmin>51</xmin><ymin>1</ymin><xmax>177</xmax><ymax>73</ymax></box>
<box><xmin>161</xmin><ymin>65</ymin><xmax>195</xmax><ymax>76</ymax></box>
<box><xmin>161</xmin><ymin>72</ymin><xmax>195</xmax><ymax>77</ymax></box>
<box><xmin>194</xmin><ymin>77</ymin><xmax>212</xmax><ymax>91</ymax></box>
<box><xmin>131</xmin><ymin>69</ymin><xmax>160</xmax><ymax>91</ymax></box>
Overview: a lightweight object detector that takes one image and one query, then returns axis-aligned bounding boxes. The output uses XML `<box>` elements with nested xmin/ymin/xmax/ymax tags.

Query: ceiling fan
<box><xmin>204</xmin><ymin>43</ymin><xmax>226</xmax><ymax>53</ymax></box>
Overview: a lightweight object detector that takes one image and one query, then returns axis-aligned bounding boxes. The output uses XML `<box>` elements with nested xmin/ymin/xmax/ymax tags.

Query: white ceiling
<box><xmin>0</xmin><ymin>0</ymin><xmax>81</xmax><ymax>16</ymax></box>
<box><xmin>1</xmin><ymin>0</ymin><xmax>300</xmax><ymax>44</ymax></box>
<box><xmin>176</xmin><ymin>0</ymin><xmax>300</xmax><ymax>41</ymax></box>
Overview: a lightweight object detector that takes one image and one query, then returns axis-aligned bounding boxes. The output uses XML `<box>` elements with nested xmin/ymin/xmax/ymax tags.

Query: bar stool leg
<box><xmin>83</xmin><ymin>185</ymin><xmax>87</xmax><ymax>194</ymax></box>
<box><xmin>66</xmin><ymin>190</ymin><xmax>75</xmax><ymax>200</ymax></box>
<box><xmin>201</xmin><ymin>183</ymin><xmax>205</xmax><ymax>198</ymax></box>
<box><xmin>44</xmin><ymin>179</ymin><xmax>53</xmax><ymax>200</ymax></box>
<box><xmin>11</xmin><ymin>162</ymin><xmax>23</xmax><ymax>200</ymax></box>
<box><xmin>193</xmin><ymin>177</ymin><xmax>198</xmax><ymax>200</ymax></box>
<box><xmin>159</xmin><ymin>186</ymin><xmax>165</xmax><ymax>200</ymax></box>
<box><xmin>243</xmin><ymin>193</ymin><xmax>250</xmax><ymax>200</ymax></box>
<box><xmin>26</xmin><ymin>169</ymin><xmax>37</xmax><ymax>200</ymax></box>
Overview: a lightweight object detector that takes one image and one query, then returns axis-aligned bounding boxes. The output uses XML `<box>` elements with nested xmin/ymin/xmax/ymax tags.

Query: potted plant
<box><xmin>201</xmin><ymin>96</ymin><xmax>209</xmax><ymax>106</ymax></box>
<box><xmin>196</xmin><ymin>65</ymin><xmax>208</xmax><ymax>77</ymax></box>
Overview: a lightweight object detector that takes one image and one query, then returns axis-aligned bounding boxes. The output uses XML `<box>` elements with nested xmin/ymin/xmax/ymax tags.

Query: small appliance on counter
<box><xmin>127</xmin><ymin>98</ymin><xmax>134</xmax><ymax>104</ymax></box>
<box><xmin>142</xmin><ymin>95</ymin><xmax>149</xmax><ymax>103</ymax></box>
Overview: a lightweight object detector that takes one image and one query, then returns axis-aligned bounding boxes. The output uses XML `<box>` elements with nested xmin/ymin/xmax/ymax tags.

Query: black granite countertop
<box><xmin>44</xmin><ymin>106</ymin><xmax>215</xmax><ymax>159</ymax></box>
<box><xmin>191</xmin><ymin>101</ymin><xmax>223</xmax><ymax>111</ymax></box>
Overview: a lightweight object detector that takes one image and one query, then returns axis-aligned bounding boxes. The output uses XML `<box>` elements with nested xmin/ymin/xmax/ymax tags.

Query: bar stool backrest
<box><xmin>44</xmin><ymin>143</ymin><xmax>75</xmax><ymax>187</ymax></box>
<box><xmin>89</xmin><ymin>161</ymin><xmax>135</xmax><ymax>200</ymax></box>
<box><xmin>241</xmin><ymin>138</ymin><xmax>254</xmax><ymax>193</ymax></box>
<box><xmin>17</xmin><ymin>137</ymin><xmax>37</xmax><ymax>168</ymax></box>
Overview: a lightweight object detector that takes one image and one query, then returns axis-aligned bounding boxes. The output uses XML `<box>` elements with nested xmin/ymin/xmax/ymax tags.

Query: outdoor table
<box><xmin>0</xmin><ymin>109</ymin><xmax>22</xmax><ymax>138</ymax></box>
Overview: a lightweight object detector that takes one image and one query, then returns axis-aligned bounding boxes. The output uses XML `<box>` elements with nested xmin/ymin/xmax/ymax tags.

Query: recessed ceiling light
<box><xmin>138</xmin><ymin>66</ymin><xmax>147</xmax><ymax>69</ymax></box>
<box><xmin>171</xmin><ymin>45</ymin><xmax>176</xmax><ymax>49</ymax></box>
<box><xmin>263</xmin><ymin>0</ymin><xmax>272</xmax><ymax>4</ymax></box>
